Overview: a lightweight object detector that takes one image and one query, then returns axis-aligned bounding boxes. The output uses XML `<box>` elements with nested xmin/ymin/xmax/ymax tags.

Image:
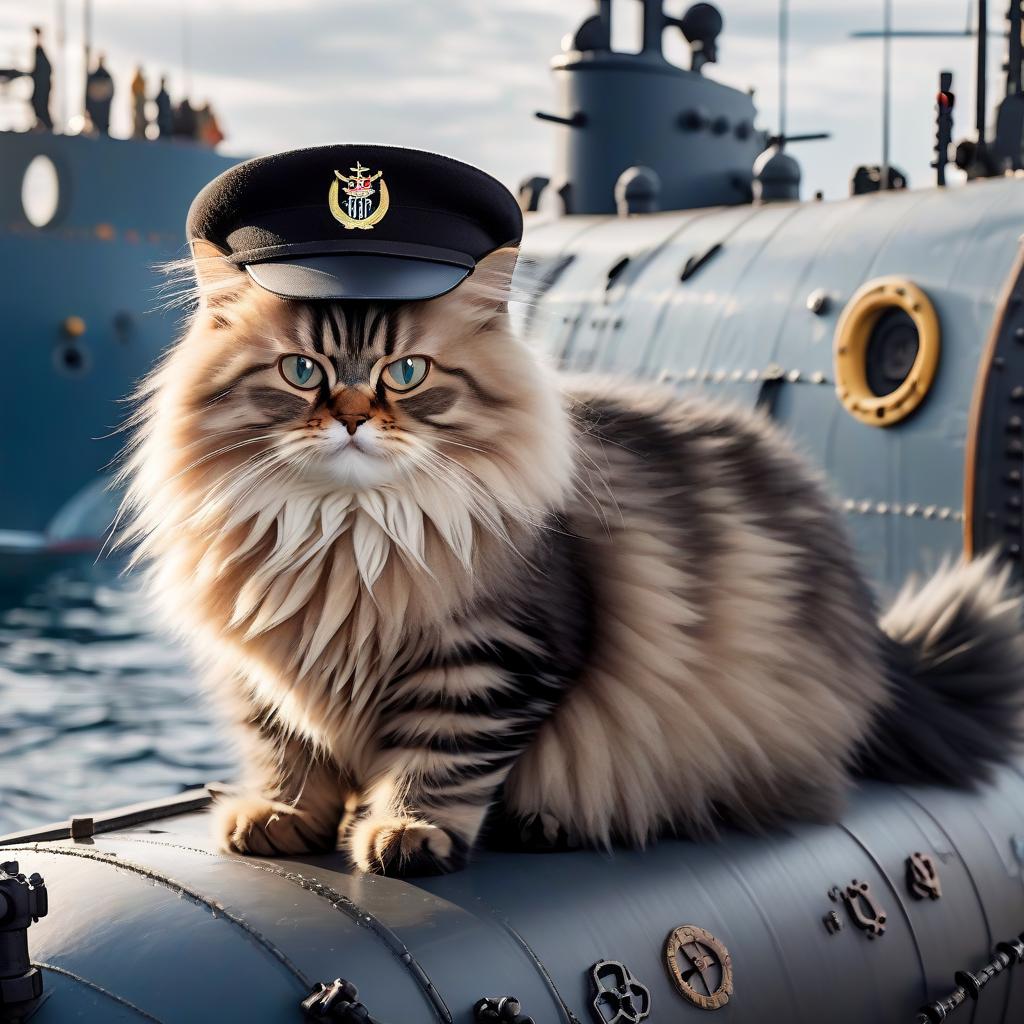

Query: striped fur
<box><xmin>122</xmin><ymin>245</ymin><xmax>1024</xmax><ymax>875</ymax></box>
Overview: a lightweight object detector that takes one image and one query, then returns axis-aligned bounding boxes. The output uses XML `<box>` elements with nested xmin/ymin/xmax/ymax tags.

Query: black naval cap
<box><xmin>186</xmin><ymin>144</ymin><xmax>524</xmax><ymax>302</ymax></box>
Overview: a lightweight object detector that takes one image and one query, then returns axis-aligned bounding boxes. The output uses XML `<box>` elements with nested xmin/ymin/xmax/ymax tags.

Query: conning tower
<box><xmin>533</xmin><ymin>0</ymin><xmax>767</xmax><ymax>214</ymax></box>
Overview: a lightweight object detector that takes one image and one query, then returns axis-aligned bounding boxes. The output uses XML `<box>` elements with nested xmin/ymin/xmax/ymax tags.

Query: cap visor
<box><xmin>244</xmin><ymin>253</ymin><xmax>470</xmax><ymax>302</ymax></box>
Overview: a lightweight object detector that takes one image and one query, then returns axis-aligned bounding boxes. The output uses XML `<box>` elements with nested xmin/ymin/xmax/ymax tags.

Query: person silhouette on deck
<box><xmin>130</xmin><ymin>65</ymin><xmax>148</xmax><ymax>138</ymax></box>
<box><xmin>154</xmin><ymin>76</ymin><xmax>173</xmax><ymax>138</ymax></box>
<box><xmin>173</xmin><ymin>97</ymin><xmax>197</xmax><ymax>140</ymax></box>
<box><xmin>85</xmin><ymin>54</ymin><xmax>114</xmax><ymax>136</ymax></box>
<box><xmin>30</xmin><ymin>26</ymin><xmax>53</xmax><ymax>131</ymax></box>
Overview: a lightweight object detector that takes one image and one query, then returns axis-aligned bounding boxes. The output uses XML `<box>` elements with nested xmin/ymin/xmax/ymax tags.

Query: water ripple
<box><xmin>0</xmin><ymin>569</ymin><xmax>235</xmax><ymax>834</ymax></box>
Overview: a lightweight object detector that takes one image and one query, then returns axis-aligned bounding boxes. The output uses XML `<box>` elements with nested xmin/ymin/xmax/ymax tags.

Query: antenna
<box><xmin>767</xmin><ymin>4</ymin><xmax>830</xmax><ymax>154</ymax></box>
<box><xmin>779</xmin><ymin>0</ymin><xmax>788</xmax><ymax>139</ymax></box>
<box><xmin>55</xmin><ymin>0</ymin><xmax>67</xmax><ymax>130</ymax></box>
<box><xmin>850</xmin><ymin>1</ymin><xmax>1002</xmax><ymax>180</ymax></box>
<box><xmin>639</xmin><ymin>0</ymin><xmax>662</xmax><ymax>55</ymax></box>
<box><xmin>881</xmin><ymin>0</ymin><xmax>892</xmax><ymax>188</ymax></box>
<box><xmin>181</xmin><ymin>1</ymin><xmax>192</xmax><ymax>96</ymax></box>
<box><xmin>976</xmin><ymin>0</ymin><xmax>987</xmax><ymax>144</ymax></box>
<box><xmin>1009</xmin><ymin>0</ymin><xmax>1022</xmax><ymax>96</ymax></box>
<box><xmin>82</xmin><ymin>0</ymin><xmax>91</xmax><ymax>119</ymax></box>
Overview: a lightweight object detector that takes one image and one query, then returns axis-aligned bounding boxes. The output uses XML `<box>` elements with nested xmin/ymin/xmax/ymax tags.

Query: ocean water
<box><xmin>0</xmin><ymin>568</ymin><xmax>234</xmax><ymax>835</ymax></box>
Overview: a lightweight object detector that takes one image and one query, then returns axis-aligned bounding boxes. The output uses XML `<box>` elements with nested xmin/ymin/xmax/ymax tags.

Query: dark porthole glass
<box><xmin>865</xmin><ymin>307</ymin><xmax>920</xmax><ymax>397</ymax></box>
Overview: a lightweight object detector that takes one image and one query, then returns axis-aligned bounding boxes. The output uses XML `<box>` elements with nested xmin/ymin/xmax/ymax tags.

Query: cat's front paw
<box><xmin>349</xmin><ymin>817</ymin><xmax>468</xmax><ymax>876</ymax></box>
<box><xmin>214</xmin><ymin>795</ymin><xmax>334</xmax><ymax>857</ymax></box>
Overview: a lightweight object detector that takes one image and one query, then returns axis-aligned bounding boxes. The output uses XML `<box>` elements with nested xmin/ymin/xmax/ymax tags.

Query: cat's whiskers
<box><xmin>567</xmin><ymin>438</ymin><xmax>621</xmax><ymax>532</ymax></box>
<box><xmin>434</xmin><ymin>436</ymin><xmax>493</xmax><ymax>456</ymax></box>
<box><xmin>167</xmin><ymin>434</ymin><xmax>277</xmax><ymax>485</ymax></box>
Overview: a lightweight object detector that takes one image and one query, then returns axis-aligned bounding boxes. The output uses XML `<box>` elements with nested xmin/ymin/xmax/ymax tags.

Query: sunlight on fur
<box><xmin>120</xmin><ymin>243</ymin><xmax>1024</xmax><ymax>877</ymax></box>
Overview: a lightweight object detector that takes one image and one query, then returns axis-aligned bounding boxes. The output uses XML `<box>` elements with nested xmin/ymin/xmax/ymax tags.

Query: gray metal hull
<box><xmin>5</xmin><ymin>765</ymin><xmax>1024</xmax><ymax>1023</ymax></box>
<box><xmin>522</xmin><ymin>177</ymin><xmax>1024</xmax><ymax>593</ymax></box>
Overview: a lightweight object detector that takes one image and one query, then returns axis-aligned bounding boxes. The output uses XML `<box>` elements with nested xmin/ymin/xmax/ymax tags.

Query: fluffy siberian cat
<box><xmin>123</xmin><ymin>242</ymin><xmax>1024</xmax><ymax>876</ymax></box>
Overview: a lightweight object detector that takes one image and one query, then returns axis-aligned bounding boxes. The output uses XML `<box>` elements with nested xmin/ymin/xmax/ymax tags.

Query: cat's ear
<box><xmin>190</xmin><ymin>239</ymin><xmax>248</xmax><ymax>306</ymax></box>
<box><xmin>469</xmin><ymin>246</ymin><xmax>518</xmax><ymax>307</ymax></box>
<box><xmin>441</xmin><ymin>246</ymin><xmax>518</xmax><ymax>331</ymax></box>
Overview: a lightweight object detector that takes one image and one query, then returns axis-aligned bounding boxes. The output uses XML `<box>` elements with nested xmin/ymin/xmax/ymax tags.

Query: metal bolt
<box><xmin>806</xmin><ymin>289</ymin><xmax>830</xmax><ymax>315</ymax></box>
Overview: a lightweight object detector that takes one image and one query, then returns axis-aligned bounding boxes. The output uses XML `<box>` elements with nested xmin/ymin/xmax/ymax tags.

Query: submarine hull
<box><xmin>4</xmin><ymin>766</ymin><xmax>1024</xmax><ymax>1023</ymax></box>
<box><xmin>521</xmin><ymin>176</ymin><xmax>1024</xmax><ymax>593</ymax></box>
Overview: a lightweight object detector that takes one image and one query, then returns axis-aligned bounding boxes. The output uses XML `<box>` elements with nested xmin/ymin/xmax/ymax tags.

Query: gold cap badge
<box><xmin>329</xmin><ymin>162</ymin><xmax>390</xmax><ymax>230</ymax></box>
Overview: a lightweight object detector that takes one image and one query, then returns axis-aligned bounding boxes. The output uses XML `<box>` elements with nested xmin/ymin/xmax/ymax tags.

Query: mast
<box><xmin>55</xmin><ymin>0</ymin><xmax>67</xmax><ymax>130</ymax></box>
<box><xmin>779</xmin><ymin>0</ymin><xmax>789</xmax><ymax>140</ymax></box>
<box><xmin>880</xmin><ymin>0</ymin><xmax>892</xmax><ymax>188</ymax></box>
<box><xmin>976</xmin><ymin>0</ymin><xmax>987</xmax><ymax>145</ymax></box>
<box><xmin>1009</xmin><ymin>0</ymin><xmax>1022</xmax><ymax>97</ymax></box>
<box><xmin>181</xmin><ymin>1</ymin><xmax>193</xmax><ymax>96</ymax></box>
<box><xmin>639</xmin><ymin>0</ymin><xmax>663</xmax><ymax>55</ymax></box>
<box><xmin>82</xmin><ymin>0</ymin><xmax>91</xmax><ymax>120</ymax></box>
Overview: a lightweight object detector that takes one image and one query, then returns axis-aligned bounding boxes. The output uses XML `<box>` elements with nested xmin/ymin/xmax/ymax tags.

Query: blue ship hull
<box><xmin>0</xmin><ymin>130</ymin><xmax>235</xmax><ymax>591</ymax></box>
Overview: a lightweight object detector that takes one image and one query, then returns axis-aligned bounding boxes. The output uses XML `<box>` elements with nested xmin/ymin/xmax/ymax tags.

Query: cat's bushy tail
<box><xmin>856</xmin><ymin>554</ymin><xmax>1024</xmax><ymax>787</ymax></box>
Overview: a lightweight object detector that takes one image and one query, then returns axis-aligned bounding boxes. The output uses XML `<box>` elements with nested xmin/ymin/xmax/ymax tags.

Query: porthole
<box><xmin>833</xmin><ymin>277</ymin><xmax>940</xmax><ymax>427</ymax></box>
<box><xmin>21</xmin><ymin>155</ymin><xmax>61</xmax><ymax>228</ymax></box>
<box><xmin>53</xmin><ymin>342</ymin><xmax>90</xmax><ymax>376</ymax></box>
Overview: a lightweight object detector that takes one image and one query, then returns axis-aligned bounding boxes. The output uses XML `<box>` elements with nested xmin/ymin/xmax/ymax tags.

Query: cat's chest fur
<box><xmin>207</xmin><ymin>490</ymin><xmax>513</xmax><ymax>760</ymax></box>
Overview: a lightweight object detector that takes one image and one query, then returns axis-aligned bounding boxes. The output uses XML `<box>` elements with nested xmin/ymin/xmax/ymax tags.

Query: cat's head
<box><xmin>126</xmin><ymin>243</ymin><xmax>572</xmax><ymax>567</ymax></box>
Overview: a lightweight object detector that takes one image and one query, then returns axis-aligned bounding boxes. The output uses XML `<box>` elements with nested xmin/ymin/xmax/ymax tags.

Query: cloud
<box><xmin>0</xmin><ymin>0</ymin><xmax>1004</xmax><ymax>197</ymax></box>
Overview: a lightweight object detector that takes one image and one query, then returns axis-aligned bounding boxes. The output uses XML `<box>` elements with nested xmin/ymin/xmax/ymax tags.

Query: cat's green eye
<box><xmin>382</xmin><ymin>356</ymin><xmax>430</xmax><ymax>393</ymax></box>
<box><xmin>279</xmin><ymin>354</ymin><xmax>324</xmax><ymax>390</ymax></box>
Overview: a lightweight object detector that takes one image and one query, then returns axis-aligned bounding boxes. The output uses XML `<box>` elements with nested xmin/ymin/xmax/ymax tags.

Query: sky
<box><xmin>0</xmin><ymin>0</ymin><xmax>1009</xmax><ymax>199</ymax></box>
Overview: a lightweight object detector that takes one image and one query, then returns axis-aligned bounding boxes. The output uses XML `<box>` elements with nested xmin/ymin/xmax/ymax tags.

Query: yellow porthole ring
<box><xmin>833</xmin><ymin>276</ymin><xmax>940</xmax><ymax>428</ymax></box>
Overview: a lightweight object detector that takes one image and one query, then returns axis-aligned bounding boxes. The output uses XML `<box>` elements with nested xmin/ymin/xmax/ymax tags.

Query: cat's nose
<box><xmin>336</xmin><ymin>412</ymin><xmax>369</xmax><ymax>436</ymax></box>
<box><xmin>330</xmin><ymin>389</ymin><xmax>374</xmax><ymax>435</ymax></box>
